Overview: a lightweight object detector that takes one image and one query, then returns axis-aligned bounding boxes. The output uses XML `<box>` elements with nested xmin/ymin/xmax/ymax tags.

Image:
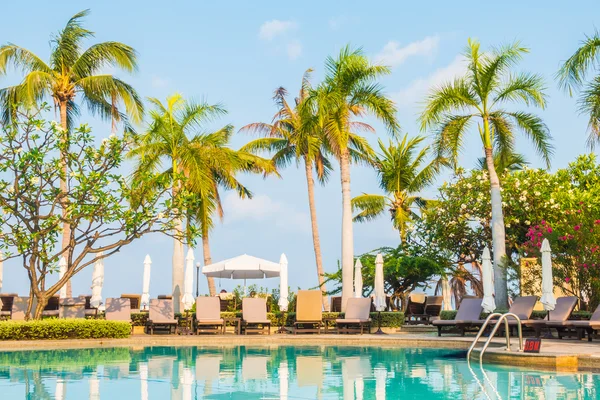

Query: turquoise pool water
<box><xmin>0</xmin><ymin>345</ymin><xmax>597</xmax><ymax>399</ymax></box>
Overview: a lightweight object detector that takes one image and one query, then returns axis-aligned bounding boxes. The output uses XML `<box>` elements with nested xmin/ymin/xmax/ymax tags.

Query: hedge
<box><xmin>0</xmin><ymin>319</ymin><xmax>131</xmax><ymax>340</ymax></box>
<box><xmin>439</xmin><ymin>309</ymin><xmax>593</xmax><ymax>321</ymax></box>
<box><xmin>130</xmin><ymin>311</ymin><xmax>405</xmax><ymax>328</ymax></box>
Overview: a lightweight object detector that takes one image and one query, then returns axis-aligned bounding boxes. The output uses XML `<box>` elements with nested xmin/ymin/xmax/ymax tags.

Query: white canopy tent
<box><xmin>202</xmin><ymin>254</ymin><xmax>287</xmax><ymax>298</ymax></box>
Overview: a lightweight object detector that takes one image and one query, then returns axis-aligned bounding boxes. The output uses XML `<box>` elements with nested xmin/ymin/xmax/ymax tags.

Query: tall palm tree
<box><xmin>352</xmin><ymin>135</ymin><xmax>441</xmax><ymax>243</ymax></box>
<box><xmin>130</xmin><ymin>94</ymin><xmax>275</xmax><ymax>306</ymax></box>
<box><xmin>240</xmin><ymin>69</ymin><xmax>333</xmax><ymax>310</ymax></box>
<box><xmin>558</xmin><ymin>30</ymin><xmax>600</xmax><ymax>149</ymax></box>
<box><xmin>419</xmin><ymin>39</ymin><xmax>552</xmax><ymax>307</ymax></box>
<box><xmin>475</xmin><ymin>152</ymin><xmax>528</xmax><ymax>173</ymax></box>
<box><xmin>315</xmin><ymin>46</ymin><xmax>400</xmax><ymax>311</ymax></box>
<box><xmin>0</xmin><ymin>9</ymin><xmax>143</xmax><ymax>295</ymax></box>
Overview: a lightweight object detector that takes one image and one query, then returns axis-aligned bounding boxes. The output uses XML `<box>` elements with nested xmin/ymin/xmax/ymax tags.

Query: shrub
<box><xmin>0</xmin><ymin>319</ymin><xmax>131</xmax><ymax>340</ymax></box>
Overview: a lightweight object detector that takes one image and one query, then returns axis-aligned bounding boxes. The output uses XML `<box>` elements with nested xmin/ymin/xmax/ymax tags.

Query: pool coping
<box><xmin>0</xmin><ymin>334</ymin><xmax>598</xmax><ymax>372</ymax></box>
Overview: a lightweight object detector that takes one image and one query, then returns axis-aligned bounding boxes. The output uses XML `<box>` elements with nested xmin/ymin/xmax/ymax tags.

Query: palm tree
<box><xmin>240</xmin><ymin>69</ymin><xmax>332</xmax><ymax>310</ymax></box>
<box><xmin>352</xmin><ymin>134</ymin><xmax>441</xmax><ymax>243</ymax></box>
<box><xmin>0</xmin><ymin>9</ymin><xmax>143</xmax><ymax>295</ymax></box>
<box><xmin>419</xmin><ymin>39</ymin><xmax>552</xmax><ymax>307</ymax></box>
<box><xmin>558</xmin><ymin>30</ymin><xmax>600</xmax><ymax>149</ymax></box>
<box><xmin>475</xmin><ymin>152</ymin><xmax>528</xmax><ymax>173</ymax></box>
<box><xmin>315</xmin><ymin>46</ymin><xmax>400</xmax><ymax>311</ymax></box>
<box><xmin>130</xmin><ymin>94</ymin><xmax>274</xmax><ymax>306</ymax></box>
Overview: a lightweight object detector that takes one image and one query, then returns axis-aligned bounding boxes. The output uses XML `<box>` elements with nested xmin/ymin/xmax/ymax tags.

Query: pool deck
<box><xmin>0</xmin><ymin>332</ymin><xmax>598</xmax><ymax>371</ymax></box>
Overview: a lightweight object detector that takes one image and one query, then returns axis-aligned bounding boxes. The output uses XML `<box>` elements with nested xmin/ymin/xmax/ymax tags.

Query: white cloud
<box><xmin>391</xmin><ymin>55</ymin><xmax>468</xmax><ymax>108</ymax></box>
<box><xmin>222</xmin><ymin>193</ymin><xmax>309</xmax><ymax>233</ymax></box>
<box><xmin>375</xmin><ymin>36</ymin><xmax>440</xmax><ymax>67</ymax></box>
<box><xmin>258</xmin><ymin>20</ymin><xmax>297</xmax><ymax>41</ymax></box>
<box><xmin>151</xmin><ymin>75</ymin><xmax>169</xmax><ymax>88</ymax></box>
<box><xmin>286</xmin><ymin>41</ymin><xmax>302</xmax><ymax>60</ymax></box>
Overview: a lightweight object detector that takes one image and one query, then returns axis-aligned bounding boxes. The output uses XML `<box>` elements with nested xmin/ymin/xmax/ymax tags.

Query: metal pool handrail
<box><xmin>467</xmin><ymin>312</ymin><xmax>503</xmax><ymax>360</ymax></box>
<box><xmin>478</xmin><ymin>313</ymin><xmax>523</xmax><ymax>363</ymax></box>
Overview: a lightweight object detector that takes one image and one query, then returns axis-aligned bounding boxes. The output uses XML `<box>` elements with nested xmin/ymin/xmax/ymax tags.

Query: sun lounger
<box><xmin>196</xmin><ymin>297</ymin><xmax>225</xmax><ymax>334</ymax></box>
<box><xmin>523</xmin><ymin>296</ymin><xmax>578</xmax><ymax>338</ymax></box>
<box><xmin>336</xmin><ymin>297</ymin><xmax>372</xmax><ymax>334</ymax></box>
<box><xmin>78</xmin><ymin>295</ymin><xmax>99</xmax><ymax>317</ymax></box>
<box><xmin>147</xmin><ymin>299</ymin><xmax>178</xmax><ymax>335</ymax></box>
<box><xmin>121</xmin><ymin>294</ymin><xmax>142</xmax><ymax>312</ymax></box>
<box><xmin>0</xmin><ymin>294</ymin><xmax>16</xmax><ymax>318</ymax></box>
<box><xmin>404</xmin><ymin>293</ymin><xmax>427</xmax><ymax>324</ymax></box>
<box><xmin>41</xmin><ymin>295</ymin><xmax>60</xmax><ymax>317</ymax></box>
<box><xmin>218</xmin><ymin>292</ymin><xmax>236</xmax><ymax>311</ymax></box>
<box><xmin>469</xmin><ymin>296</ymin><xmax>538</xmax><ymax>333</ymax></box>
<box><xmin>242</xmin><ymin>298</ymin><xmax>271</xmax><ymax>335</ymax></box>
<box><xmin>330</xmin><ymin>296</ymin><xmax>342</xmax><ymax>313</ymax></box>
<box><xmin>547</xmin><ymin>302</ymin><xmax>600</xmax><ymax>341</ymax></box>
<box><xmin>59</xmin><ymin>297</ymin><xmax>86</xmax><ymax>318</ymax></box>
<box><xmin>105</xmin><ymin>298</ymin><xmax>133</xmax><ymax>332</ymax></box>
<box><xmin>432</xmin><ymin>298</ymin><xmax>483</xmax><ymax>336</ymax></box>
<box><xmin>406</xmin><ymin>295</ymin><xmax>443</xmax><ymax>324</ymax></box>
<box><xmin>11</xmin><ymin>296</ymin><xmax>36</xmax><ymax>320</ymax></box>
<box><xmin>293</xmin><ymin>290</ymin><xmax>323</xmax><ymax>334</ymax></box>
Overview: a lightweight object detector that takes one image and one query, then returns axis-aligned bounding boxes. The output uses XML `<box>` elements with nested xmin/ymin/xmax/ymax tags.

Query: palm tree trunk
<box><xmin>484</xmin><ymin>146</ymin><xmax>508</xmax><ymax>308</ymax></box>
<box><xmin>202</xmin><ymin>232</ymin><xmax>216</xmax><ymax>296</ymax></box>
<box><xmin>59</xmin><ymin>100</ymin><xmax>72</xmax><ymax>298</ymax></box>
<box><xmin>172</xmin><ymin>218</ymin><xmax>185</xmax><ymax>313</ymax></box>
<box><xmin>304</xmin><ymin>158</ymin><xmax>329</xmax><ymax>311</ymax></box>
<box><xmin>339</xmin><ymin>148</ymin><xmax>354</xmax><ymax>312</ymax></box>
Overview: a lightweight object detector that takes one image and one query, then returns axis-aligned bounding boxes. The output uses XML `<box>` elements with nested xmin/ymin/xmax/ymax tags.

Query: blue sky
<box><xmin>0</xmin><ymin>1</ymin><xmax>598</xmax><ymax>299</ymax></box>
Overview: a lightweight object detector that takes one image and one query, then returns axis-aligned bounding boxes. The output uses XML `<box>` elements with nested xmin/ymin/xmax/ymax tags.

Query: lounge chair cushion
<box><xmin>196</xmin><ymin>297</ymin><xmax>221</xmax><ymax>321</ymax></box>
<box><xmin>242</xmin><ymin>298</ymin><xmax>268</xmax><ymax>323</ymax></box>
<box><xmin>335</xmin><ymin>318</ymin><xmax>371</xmax><ymax>324</ymax></box>
<box><xmin>344</xmin><ymin>298</ymin><xmax>372</xmax><ymax>320</ymax></box>
<box><xmin>149</xmin><ymin>299</ymin><xmax>177</xmax><ymax>324</ymax></box>
<box><xmin>197</xmin><ymin>319</ymin><xmax>224</xmax><ymax>324</ymax></box>
<box><xmin>105</xmin><ymin>298</ymin><xmax>132</xmax><ymax>322</ymax></box>
<box><xmin>433</xmin><ymin>319</ymin><xmax>472</xmax><ymax>326</ymax></box>
<box><xmin>244</xmin><ymin>320</ymin><xmax>271</xmax><ymax>325</ymax></box>
<box><xmin>296</xmin><ymin>290</ymin><xmax>323</xmax><ymax>322</ymax></box>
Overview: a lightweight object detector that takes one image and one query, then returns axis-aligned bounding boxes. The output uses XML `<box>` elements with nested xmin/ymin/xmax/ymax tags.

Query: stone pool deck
<box><xmin>0</xmin><ymin>331</ymin><xmax>598</xmax><ymax>372</ymax></box>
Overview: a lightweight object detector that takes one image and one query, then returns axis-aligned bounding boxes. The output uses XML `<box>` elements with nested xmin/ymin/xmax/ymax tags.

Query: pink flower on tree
<box><xmin>574</xmin><ymin>225</ymin><xmax>581</xmax><ymax>231</ymax></box>
<box><xmin>565</xmin><ymin>277</ymin><xmax>571</xmax><ymax>283</ymax></box>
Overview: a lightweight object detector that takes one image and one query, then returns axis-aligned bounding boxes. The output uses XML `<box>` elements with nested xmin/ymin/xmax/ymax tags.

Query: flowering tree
<box><xmin>417</xmin><ymin>155</ymin><xmax>600</xmax><ymax>307</ymax></box>
<box><xmin>0</xmin><ymin>108</ymin><xmax>196</xmax><ymax>319</ymax></box>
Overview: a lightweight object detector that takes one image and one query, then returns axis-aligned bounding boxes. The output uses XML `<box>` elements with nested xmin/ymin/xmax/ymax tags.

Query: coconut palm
<box><xmin>315</xmin><ymin>45</ymin><xmax>400</xmax><ymax>310</ymax></box>
<box><xmin>475</xmin><ymin>152</ymin><xmax>528</xmax><ymax>173</ymax></box>
<box><xmin>240</xmin><ymin>69</ymin><xmax>333</xmax><ymax>310</ymax></box>
<box><xmin>0</xmin><ymin>9</ymin><xmax>143</xmax><ymax>295</ymax></box>
<box><xmin>130</xmin><ymin>94</ymin><xmax>275</xmax><ymax>305</ymax></box>
<box><xmin>558</xmin><ymin>31</ymin><xmax>600</xmax><ymax>149</ymax></box>
<box><xmin>352</xmin><ymin>135</ymin><xmax>441</xmax><ymax>243</ymax></box>
<box><xmin>419</xmin><ymin>39</ymin><xmax>552</xmax><ymax>307</ymax></box>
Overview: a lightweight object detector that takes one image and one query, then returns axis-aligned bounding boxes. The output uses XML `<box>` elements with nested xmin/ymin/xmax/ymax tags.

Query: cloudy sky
<box><xmin>0</xmin><ymin>0</ymin><xmax>597</xmax><ymax>298</ymax></box>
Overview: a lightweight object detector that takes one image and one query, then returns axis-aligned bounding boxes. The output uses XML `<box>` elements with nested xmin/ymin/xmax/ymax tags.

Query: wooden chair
<box><xmin>146</xmin><ymin>299</ymin><xmax>178</xmax><ymax>335</ymax></box>
<box><xmin>241</xmin><ymin>298</ymin><xmax>271</xmax><ymax>335</ymax></box>
<box><xmin>196</xmin><ymin>297</ymin><xmax>225</xmax><ymax>334</ymax></box>
<box><xmin>293</xmin><ymin>290</ymin><xmax>323</xmax><ymax>334</ymax></box>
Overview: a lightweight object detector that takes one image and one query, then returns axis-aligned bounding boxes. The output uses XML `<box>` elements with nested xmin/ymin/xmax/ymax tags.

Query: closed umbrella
<box><xmin>373</xmin><ymin>253</ymin><xmax>386</xmax><ymax>335</ymax></box>
<box><xmin>481</xmin><ymin>247</ymin><xmax>496</xmax><ymax>313</ymax></box>
<box><xmin>0</xmin><ymin>251</ymin><xmax>3</xmax><ymax>293</ymax></box>
<box><xmin>354</xmin><ymin>259</ymin><xmax>363</xmax><ymax>298</ymax></box>
<box><xmin>90</xmin><ymin>253</ymin><xmax>104</xmax><ymax>309</ymax></box>
<box><xmin>58</xmin><ymin>256</ymin><xmax>68</xmax><ymax>299</ymax></box>
<box><xmin>441</xmin><ymin>277</ymin><xmax>452</xmax><ymax>311</ymax></box>
<box><xmin>278</xmin><ymin>254</ymin><xmax>289</xmax><ymax>311</ymax></box>
<box><xmin>541</xmin><ymin>239</ymin><xmax>556</xmax><ymax>311</ymax></box>
<box><xmin>141</xmin><ymin>255</ymin><xmax>152</xmax><ymax>310</ymax></box>
<box><xmin>182</xmin><ymin>249</ymin><xmax>195</xmax><ymax>310</ymax></box>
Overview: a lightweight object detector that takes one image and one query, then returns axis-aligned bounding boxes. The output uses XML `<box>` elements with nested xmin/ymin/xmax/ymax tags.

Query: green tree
<box><xmin>419</xmin><ymin>39</ymin><xmax>552</xmax><ymax>307</ymax></box>
<box><xmin>351</xmin><ymin>134</ymin><xmax>441</xmax><ymax>243</ymax></box>
<box><xmin>316</xmin><ymin>46</ymin><xmax>400</xmax><ymax>311</ymax></box>
<box><xmin>240</xmin><ymin>70</ymin><xmax>332</xmax><ymax>310</ymax></box>
<box><xmin>129</xmin><ymin>94</ymin><xmax>274</xmax><ymax>306</ymax></box>
<box><xmin>558</xmin><ymin>31</ymin><xmax>600</xmax><ymax>149</ymax></box>
<box><xmin>0</xmin><ymin>9</ymin><xmax>143</xmax><ymax>296</ymax></box>
<box><xmin>0</xmin><ymin>109</ymin><xmax>185</xmax><ymax>319</ymax></box>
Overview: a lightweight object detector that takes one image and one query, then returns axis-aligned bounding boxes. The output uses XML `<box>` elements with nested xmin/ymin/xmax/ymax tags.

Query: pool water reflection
<box><xmin>0</xmin><ymin>345</ymin><xmax>597</xmax><ymax>399</ymax></box>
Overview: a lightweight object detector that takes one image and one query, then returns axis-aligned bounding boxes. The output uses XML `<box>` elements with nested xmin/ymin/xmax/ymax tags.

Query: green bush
<box><xmin>0</xmin><ymin>319</ymin><xmax>131</xmax><ymax>340</ymax></box>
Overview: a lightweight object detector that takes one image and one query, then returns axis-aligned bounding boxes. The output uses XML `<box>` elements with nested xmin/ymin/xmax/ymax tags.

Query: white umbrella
<box><xmin>441</xmin><ymin>277</ymin><xmax>452</xmax><ymax>311</ymax></box>
<box><xmin>481</xmin><ymin>247</ymin><xmax>496</xmax><ymax>313</ymax></box>
<box><xmin>58</xmin><ymin>256</ymin><xmax>68</xmax><ymax>299</ymax></box>
<box><xmin>279</xmin><ymin>361</ymin><xmax>288</xmax><ymax>400</ymax></box>
<box><xmin>202</xmin><ymin>254</ymin><xmax>282</xmax><ymax>295</ymax></box>
<box><xmin>141</xmin><ymin>255</ymin><xmax>152</xmax><ymax>310</ymax></box>
<box><xmin>140</xmin><ymin>362</ymin><xmax>149</xmax><ymax>400</ymax></box>
<box><xmin>541</xmin><ymin>239</ymin><xmax>556</xmax><ymax>311</ymax></box>
<box><xmin>182</xmin><ymin>249</ymin><xmax>195</xmax><ymax>310</ymax></box>
<box><xmin>90</xmin><ymin>253</ymin><xmax>104</xmax><ymax>309</ymax></box>
<box><xmin>354</xmin><ymin>259</ymin><xmax>363</xmax><ymax>298</ymax></box>
<box><xmin>0</xmin><ymin>251</ymin><xmax>3</xmax><ymax>293</ymax></box>
<box><xmin>278</xmin><ymin>254</ymin><xmax>289</xmax><ymax>312</ymax></box>
<box><xmin>373</xmin><ymin>254</ymin><xmax>386</xmax><ymax>311</ymax></box>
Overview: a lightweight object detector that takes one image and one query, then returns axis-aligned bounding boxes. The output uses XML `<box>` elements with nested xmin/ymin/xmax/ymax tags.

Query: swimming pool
<box><xmin>0</xmin><ymin>345</ymin><xmax>597</xmax><ymax>399</ymax></box>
